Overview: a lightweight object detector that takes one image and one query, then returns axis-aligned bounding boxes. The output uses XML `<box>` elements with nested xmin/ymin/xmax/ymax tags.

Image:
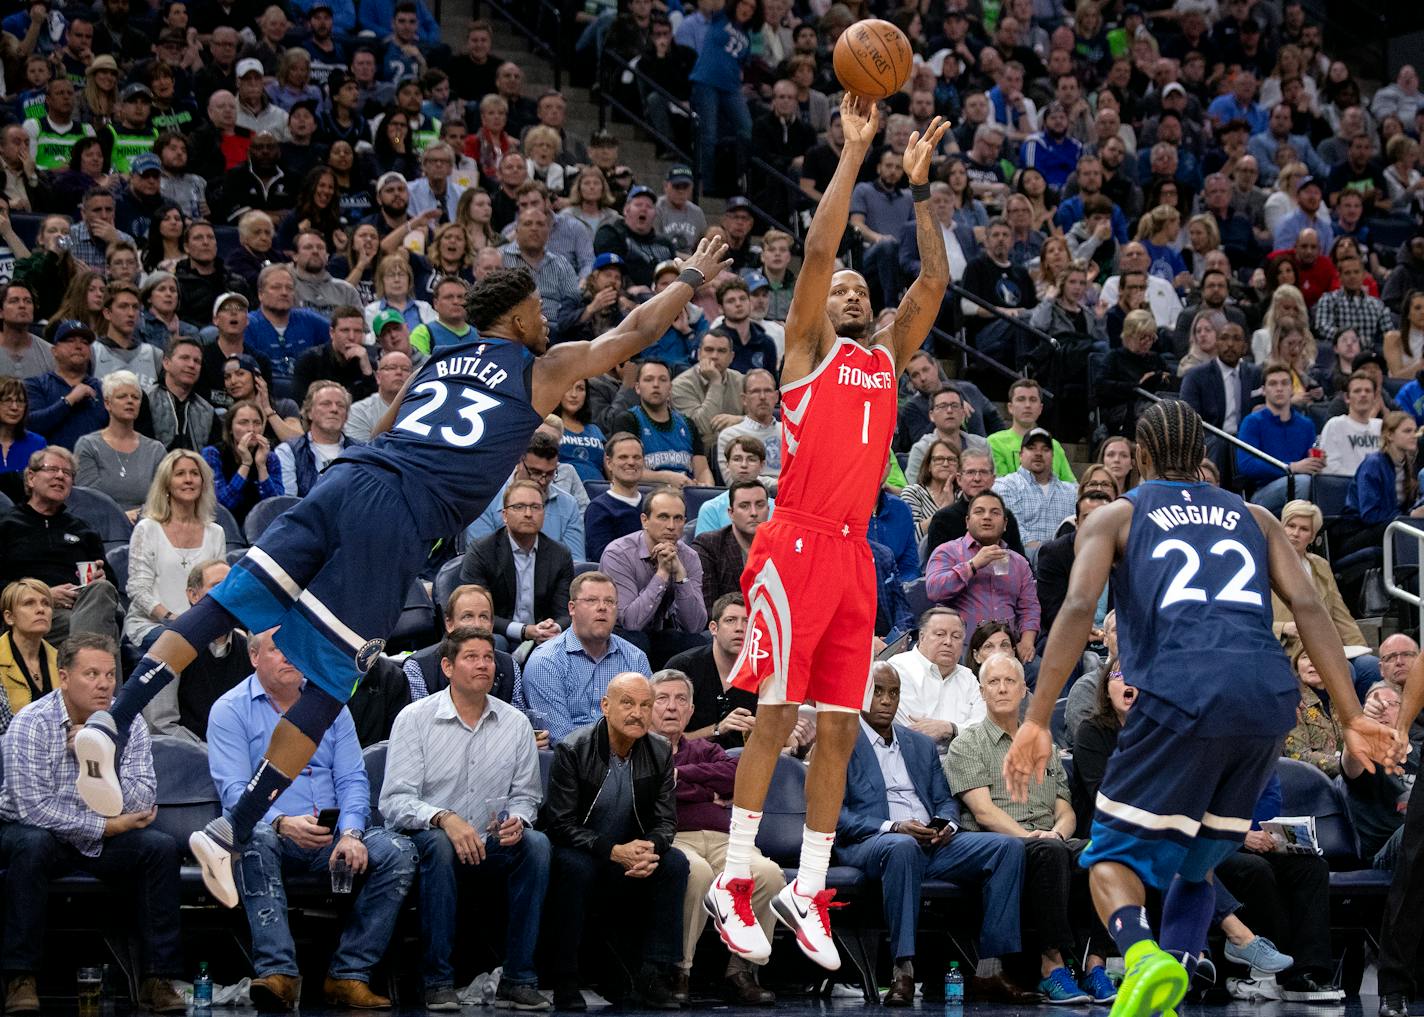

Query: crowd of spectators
<box><xmin>0</xmin><ymin>0</ymin><xmax>1423</xmax><ymax>1008</ymax></box>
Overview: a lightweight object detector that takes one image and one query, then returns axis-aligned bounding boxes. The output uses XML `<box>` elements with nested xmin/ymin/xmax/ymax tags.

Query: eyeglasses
<box><xmin>574</xmin><ymin>596</ymin><xmax>617</xmax><ymax>607</ymax></box>
<box><xmin>961</xmin><ymin>468</ymin><xmax>992</xmax><ymax>477</ymax></box>
<box><xmin>521</xmin><ymin>463</ymin><xmax>557</xmax><ymax>481</ymax></box>
<box><xmin>34</xmin><ymin>464</ymin><xmax>74</xmax><ymax>477</ymax></box>
<box><xmin>0</xmin><ymin>394</ymin><xmax>24</xmax><ymax>405</ymax></box>
<box><xmin>1381</xmin><ymin>651</ymin><xmax>1418</xmax><ymax>664</ymax></box>
<box><xmin>929</xmin><ymin>456</ymin><xmax>957</xmax><ymax>466</ymax></box>
<box><xmin>503</xmin><ymin>502</ymin><xmax>543</xmax><ymax>514</ymax></box>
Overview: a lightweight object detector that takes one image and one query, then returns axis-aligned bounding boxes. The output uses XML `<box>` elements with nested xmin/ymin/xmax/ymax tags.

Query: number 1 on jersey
<box><xmin>860</xmin><ymin>401</ymin><xmax>870</xmax><ymax>444</ymax></box>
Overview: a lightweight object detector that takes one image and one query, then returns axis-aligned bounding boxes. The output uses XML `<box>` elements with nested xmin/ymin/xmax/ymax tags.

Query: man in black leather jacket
<box><xmin>538</xmin><ymin>673</ymin><xmax>689</xmax><ymax>1011</ymax></box>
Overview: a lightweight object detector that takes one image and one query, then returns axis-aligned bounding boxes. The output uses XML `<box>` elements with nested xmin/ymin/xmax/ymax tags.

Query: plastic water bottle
<box><xmin>944</xmin><ymin>962</ymin><xmax>964</xmax><ymax>1009</ymax></box>
<box><xmin>193</xmin><ymin>961</ymin><xmax>213</xmax><ymax>1013</ymax></box>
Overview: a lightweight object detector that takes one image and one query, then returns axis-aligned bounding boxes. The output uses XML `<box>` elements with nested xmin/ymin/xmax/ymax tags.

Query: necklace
<box><xmin>112</xmin><ymin>444</ymin><xmax>133</xmax><ymax>478</ymax></box>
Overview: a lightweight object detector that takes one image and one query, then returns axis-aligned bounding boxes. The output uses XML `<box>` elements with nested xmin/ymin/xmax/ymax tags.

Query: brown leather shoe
<box><xmin>4</xmin><ymin>975</ymin><xmax>38</xmax><ymax>1014</ymax></box>
<box><xmin>670</xmin><ymin>970</ymin><xmax>690</xmax><ymax>1006</ymax></box>
<box><xmin>970</xmin><ymin>973</ymin><xmax>1042</xmax><ymax>1004</ymax></box>
<box><xmin>323</xmin><ymin>978</ymin><xmax>391</xmax><ymax>1009</ymax></box>
<box><xmin>138</xmin><ymin>977</ymin><xmax>187</xmax><ymax>1014</ymax></box>
<box><xmin>883</xmin><ymin>972</ymin><xmax>915</xmax><ymax>1007</ymax></box>
<box><xmin>249</xmin><ymin>974</ymin><xmax>301</xmax><ymax>1012</ymax></box>
<box><xmin>723</xmin><ymin>970</ymin><xmax>775</xmax><ymax>1005</ymax></box>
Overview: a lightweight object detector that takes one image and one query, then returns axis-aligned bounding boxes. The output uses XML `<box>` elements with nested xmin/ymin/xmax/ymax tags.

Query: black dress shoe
<box><xmin>883</xmin><ymin>972</ymin><xmax>915</xmax><ymax>1007</ymax></box>
<box><xmin>670</xmin><ymin>970</ymin><xmax>689</xmax><ymax>1006</ymax></box>
<box><xmin>970</xmin><ymin>974</ymin><xmax>1041</xmax><ymax>1004</ymax></box>
<box><xmin>723</xmin><ymin>970</ymin><xmax>775</xmax><ymax>1005</ymax></box>
<box><xmin>1380</xmin><ymin>993</ymin><xmax>1410</xmax><ymax>1017</ymax></box>
<box><xmin>635</xmin><ymin>965</ymin><xmax>683</xmax><ymax>1010</ymax></box>
<box><xmin>552</xmin><ymin>984</ymin><xmax>587</xmax><ymax>1012</ymax></box>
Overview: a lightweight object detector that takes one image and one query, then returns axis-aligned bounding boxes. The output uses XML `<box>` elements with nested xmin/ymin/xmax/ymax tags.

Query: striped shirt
<box><xmin>0</xmin><ymin>691</ymin><xmax>155</xmax><ymax>857</ymax></box>
<box><xmin>521</xmin><ymin>628</ymin><xmax>650</xmax><ymax>741</ymax></box>
<box><xmin>379</xmin><ymin>689</ymin><xmax>542</xmax><ymax>832</ymax></box>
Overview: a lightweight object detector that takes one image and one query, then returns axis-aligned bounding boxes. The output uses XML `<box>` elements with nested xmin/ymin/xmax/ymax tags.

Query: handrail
<box><xmin>595</xmin><ymin>49</ymin><xmax>702</xmax><ymax>203</ymax></box>
<box><xmin>746</xmin><ymin>154</ymin><xmax>807</xmax><ymax>241</ymax></box>
<box><xmin>929</xmin><ymin>323</ymin><xmax>1029</xmax><ymax>388</ymax></box>
<box><xmin>725</xmin><ymin>184</ymin><xmax>798</xmax><ymax>240</ymax></box>
<box><xmin>948</xmin><ymin>282</ymin><xmax>1057</xmax><ymax>398</ymax></box>
<box><xmin>1132</xmin><ymin>386</ymin><xmax>1295</xmax><ymax>500</ymax></box>
<box><xmin>483</xmin><ymin>0</ymin><xmax>562</xmax><ymax>90</ymax></box>
<box><xmin>1383</xmin><ymin>520</ymin><xmax>1423</xmax><ymax>620</ymax></box>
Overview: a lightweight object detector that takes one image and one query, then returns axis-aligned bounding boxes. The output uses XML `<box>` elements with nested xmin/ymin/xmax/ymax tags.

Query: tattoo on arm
<box><xmin>914</xmin><ymin>199</ymin><xmax>948</xmax><ymax>282</ymax></box>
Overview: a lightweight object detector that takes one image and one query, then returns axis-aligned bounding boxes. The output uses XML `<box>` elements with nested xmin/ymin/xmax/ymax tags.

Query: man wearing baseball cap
<box><xmin>719</xmin><ymin>197</ymin><xmax>760</xmax><ymax>272</ymax></box>
<box><xmin>371</xmin><ymin>307</ymin><xmax>426</xmax><ymax>371</ymax></box>
<box><xmin>114</xmin><ymin>152</ymin><xmax>165</xmax><ymax>240</ymax></box>
<box><xmin>235</xmin><ymin>58</ymin><xmax>290</xmax><ymax>140</ymax></box>
<box><xmin>23</xmin><ymin>321</ymin><xmax>107</xmax><ymax>450</ymax></box>
<box><xmin>101</xmin><ymin>82</ymin><xmax>158</xmax><ymax>174</ymax></box>
<box><xmin>300</xmin><ymin>1</ymin><xmax>353</xmax><ymax>82</ymax></box>
<box><xmin>317</xmin><ymin>70</ymin><xmax>369</xmax><ymax>149</ymax></box>
<box><xmin>594</xmin><ymin>185</ymin><xmax>676</xmax><ymax>289</ymax></box>
<box><xmin>197</xmin><ymin>292</ymin><xmax>268</xmax><ymax>412</ymax></box>
<box><xmin>654</xmin><ymin>166</ymin><xmax>706</xmax><ymax>254</ymax></box>
<box><xmin>992</xmin><ymin>427</ymin><xmax>1077</xmax><ymax>550</ymax></box>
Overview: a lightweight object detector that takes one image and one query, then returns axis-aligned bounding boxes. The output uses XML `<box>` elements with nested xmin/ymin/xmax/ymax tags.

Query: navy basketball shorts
<box><xmin>1080</xmin><ymin>702</ymin><xmax>1283</xmax><ymax>889</ymax></box>
<box><xmin>209</xmin><ymin>464</ymin><xmax>429</xmax><ymax>702</ymax></box>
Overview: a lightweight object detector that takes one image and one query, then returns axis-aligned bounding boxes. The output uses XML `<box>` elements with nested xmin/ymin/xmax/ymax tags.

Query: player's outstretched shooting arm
<box><xmin>782</xmin><ymin>93</ymin><xmax>877</xmax><ymax>379</ymax></box>
<box><xmin>1252</xmin><ymin>503</ymin><xmax>1408</xmax><ymax>773</ymax></box>
<box><xmin>533</xmin><ymin>238</ymin><xmax>732</xmax><ymax>413</ymax></box>
<box><xmin>882</xmin><ymin>116</ymin><xmax>952</xmax><ymax>373</ymax></box>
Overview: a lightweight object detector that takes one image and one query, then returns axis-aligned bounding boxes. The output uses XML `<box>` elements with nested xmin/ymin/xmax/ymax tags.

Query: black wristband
<box><xmin>911</xmin><ymin>181</ymin><xmax>931</xmax><ymax>202</ymax></box>
<box><xmin>677</xmin><ymin>267</ymin><xmax>705</xmax><ymax>288</ymax></box>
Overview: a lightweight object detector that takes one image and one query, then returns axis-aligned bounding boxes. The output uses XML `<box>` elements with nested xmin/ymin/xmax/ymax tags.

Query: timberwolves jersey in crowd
<box><xmin>339</xmin><ymin>337</ymin><xmax>543</xmax><ymax>537</ymax></box>
<box><xmin>1112</xmin><ymin>480</ymin><xmax>1298</xmax><ymax>738</ymax></box>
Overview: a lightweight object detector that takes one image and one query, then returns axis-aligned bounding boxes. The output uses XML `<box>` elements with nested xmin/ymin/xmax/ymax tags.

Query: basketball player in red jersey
<box><xmin>704</xmin><ymin>93</ymin><xmax>951</xmax><ymax>969</ymax></box>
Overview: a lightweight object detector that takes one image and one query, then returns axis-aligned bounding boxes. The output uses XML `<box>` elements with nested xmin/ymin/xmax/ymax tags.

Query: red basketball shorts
<box><xmin>727</xmin><ymin>508</ymin><xmax>877</xmax><ymax>712</ymax></box>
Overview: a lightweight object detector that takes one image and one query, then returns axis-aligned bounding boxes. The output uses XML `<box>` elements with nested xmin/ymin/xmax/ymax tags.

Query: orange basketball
<box><xmin>833</xmin><ymin>18</ymin><xmax>913</xmax><ymax>100</ymax></box>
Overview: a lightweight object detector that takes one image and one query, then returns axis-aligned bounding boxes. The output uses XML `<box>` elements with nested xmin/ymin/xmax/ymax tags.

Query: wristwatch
<box><xmin>341</xmin><ymin>828</ymin><xmax>365</xmax><ymax>842</ymax></box>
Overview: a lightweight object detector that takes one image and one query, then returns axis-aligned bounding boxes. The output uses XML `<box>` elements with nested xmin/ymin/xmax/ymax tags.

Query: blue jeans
<box><xmin>1248</xmin><ymin>475</ymin><xmax>1313</xmax><ymax>516</ymax></box>
<box><xmin>836</xmin><ymin>830</ymin><xmax>1024</xmax><ymax>959</ymax></box>
<box><xmin>412</xmin><ymin>827</ymin><xmax>551</xmax><ymax>989</ymax></box>
<box><xmin>862</xmin><ymin>237</ymin><xmax>901</xmax><ymax>310</ymax></box>
<box><xmin>238</xmin><ymin>823</ymin><xmax>418</xmax><ymax>981</ymax></box>
<box><xmin>690</xmin><ymin>83</ymin><xmax>751</xmax><ymax>185</ymax></box>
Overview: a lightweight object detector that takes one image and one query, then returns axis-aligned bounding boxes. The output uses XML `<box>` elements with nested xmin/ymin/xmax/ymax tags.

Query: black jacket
<box><xmin>176</xmin><ymin>258</ymin><xmax>252</xmax><ymax>327</ymax></box>
<box><xmin>345</xmin><ymin>655</ymin><xmax>412</xmax><ymax>747</ymax></box>
<box><xmin>1034</xmin><ymin>531</ymin><xmax>1075</xmax><ymax>652</ymax></box>
<box><xmin>459</xmin><ymin>528</ymin><xmax>573</xmax><ymax>637</ymax></box>
<box><xmin>0</xmin><ymin>503</ymin><xmax>110</xmax><ymax>589</ymax></box>
<box><xmin>538</xmin><ymin>717</ymin><xmax>678</xmax><ymax>859</ymax></box>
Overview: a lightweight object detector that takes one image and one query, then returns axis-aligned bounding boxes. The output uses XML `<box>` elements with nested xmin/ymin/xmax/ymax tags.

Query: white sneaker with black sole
<box><xmin>1227</xmin><ymin>973</ymin><xmax>1282</xmax><ymax>1001</ymax></box>
<box><xmin>189</xmin><ymin>817</ymin><xmax>239</xmax><ymax>908</ymax></box>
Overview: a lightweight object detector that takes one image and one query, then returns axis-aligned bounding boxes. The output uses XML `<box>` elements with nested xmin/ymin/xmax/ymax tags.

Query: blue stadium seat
<box><xmin>902</xmin><ymin>578</ymin><xmax>932</xmax><ymax>623</ymax></box>
<box><xmin>539</xmin><ymin>747</ymin><xmax>553</xmax><ymax>794</ymax></box>
<box><xmin>67</xmin><ymin>485</ymin><xmax>134</xmax><ymax>551</ymax></box>
<box><xmin>584</xmin><ymin>480</ymin><xmax>610</xmax><ymax>501</ymax></box>
<box><xmin>150</xmin><ymin>736</ymin><xmax>222</xmax><ymax>882</ymax></box>
<box><xmin>9</xmin><ymin>213</ymin><xmax>41</xmax><ymax>251</ymax></box>
<box><xmin>213</xmin><ymin>225</ymin><xmax>241</xmax><ymax>259</ymax></box>
<box><xmin>432</xmin><ymin>557</ymin><xmax>463</xmax><ymax>616</ymax></box>
<box><xmin>213</xmin><ymin>503</ymin><xmax>245</xmax><ymax>552</ymax></box>
<box><xmin>682</xmin><ymin>485</ymin><xmax>724</xmax><ymax>522</ymax></box>
<box><xmin>363</xmin><ymin>741</ymin><xmax>388</xmax><ymax>826</ymax></box>
<box><xmin>574</xmin><ymin>561</ymin><xmax>601</xmax><ymax>576</ymax></box>
<box><xmin>106</xmin><ymin>545</ymin><xmax>129</xmax><ymax>599</ymax></box>
<box><xmin>385</xmin><ymin>579</ymin><xmax>437</xmax><ymax>651</ymax></box>
<box><xmin>243</xmin><ymin>495</ymin><xmax>300</xmax><ymax>544</ymax></box>
<box><xmin>1314</xmin><ymin>475</ymin><xmax>1351</xmax><ymax>521</ymax></box>
<box><xmin>1274</xmin><ymin>757</ymin><xmax>1361</xmax><ymax>868</ymax></box>
<box><xmin>0</xmin><ymin>489</ymin><xmax>11</xmax><ymax>513</ymax></box>
<box><xmin>226</xmin><ymin>547</ymin><xmax>246</xmax><ymax>566</ymax></box>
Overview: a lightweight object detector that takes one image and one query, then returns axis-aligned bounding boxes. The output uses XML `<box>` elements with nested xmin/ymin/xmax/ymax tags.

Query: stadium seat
<box><xmin>106</xmin><ymin>545</ymin><xmax>129</xmax><ymax>606</ymax></box>
<box><xmin>226</xmin><ymin>548</ymin><xmax>246</xmax><ymax>566</ymax></box>
<box><xmin>682</xmin><ymin>485</ymin><xmax>724</xmax><ymax>522</ymax></box>
<box><xmin>574</xmin><ymin>561</ymin><xmax>601</xmax><ymax>576</ymax></box>
<box><xmin>432</xmin><ymin>557</ymin><xmax>463</xmax><ymax>615</ymax></box>
<box><xmin>0</xmin><ymin>489</ymin><xmax>11</xmax><ymax>513</ymax></box>
<box><xmin>583</xmin><ymin>480</ymin><xmax>609</xmax><ymax>501</ymax></box>
<box><xmin>68</xmin><ymin>485</ymin><xmax>135</xmax><ymax>551</ymax></box>
<box><xmin>1314</xmin><ymin>475</ymin><xmax>1351</xmax><ymax>521</ymax></box>
<box><xmin>150</xmin><ymin>736</ymin><xmax>222</xmax><ymax>878</ymax></box>
<box><xmin>243</xmin><ymin>495</ymin><xmax>300</xmax><ymax>544</ymax></box>
<box><xmin>539</xmin><ymin>747</ymin><xmax>553</xmax><ymax>794</ymax></box>
<box><xmin>213</xmin><ymin>225</ymin><xmax>241</xmax><ymax>259</ymax></box>
<box><xmin>1274</xmin><ymin>757</ymin><xmax>1362</xmax><ymax>869</ymax></box>
<box><xmin>9</xmin><ymin>213</ymin><xmax>41</xmax><ymax>250</ymax></box>
<box><xmin>213</xmin><ymin>504</ymin><xmax>245</xmax><ymax>552</ymax></box>
<box><xmin>902</xmin><ymin>578</ymin><xmax>932</xmax><ymax>622</ymax></box>
<box><xmin>385</xmin><ymin>579</ymin><xmax>437</xmax><ymax>651</ymax></box>
<box><xmin>363</xmin><ymin>741</ymin><xmax>388</xmax><ymax>826</ymax></box>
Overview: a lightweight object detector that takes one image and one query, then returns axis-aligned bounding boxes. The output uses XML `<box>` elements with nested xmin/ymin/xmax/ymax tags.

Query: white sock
<box><xmin>795</xmin><ymin>827</ymin><xmax>835</xmax><ymax>895</ymax></box>
<box><xmin>724</xmin><ymin>806</ymin><xmax>763</xmax><ymax>881</ymax></box>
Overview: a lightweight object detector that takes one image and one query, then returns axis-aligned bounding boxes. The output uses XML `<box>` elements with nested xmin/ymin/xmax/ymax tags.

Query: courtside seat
<box><xmin>364</xmin><ymin>741</ymin><xmax>388</xmax><ymax>827</ymax></box>
<box><xmin>68</xmin><ymin>485</ymin><xmax>134</xmax><ymax>551</ymax></box>
<box><xmin>150</xmin><ymin>735</ymin><xmax>223</xmax><ymax>896</ymax></box>
<box><xmin>244</xmin><ymin>495</ymin><xmax>300</xmax><ymax>544</ymax></box>
<box><xmin>432</xmin><ymin>557</ymin><xmax>463</xmax><ymax>616</ymax></box>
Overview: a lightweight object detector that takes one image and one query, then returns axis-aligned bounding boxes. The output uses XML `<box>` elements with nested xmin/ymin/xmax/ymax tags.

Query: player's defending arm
<box><xmin>882</xmin><ymin>117</ymin><xmax>952</xmax><ymax>373</ymax></box>
<box><xmin>783</xmin><ymin>93</ymin><xmax>878</xmax><ymax>378</ymax></box>
<box><xmin>531</xmin><ymin>238</ymin><xmax>731</xmax><ymax>415</ymax></box>
<box><xmin>1253</xmin><ymin>504</ymin><xmax>1407</xmax><ymax>773</ymax></box>
<box><xmin>1003</xmin><ymin>498</ymin><xmax>1130</xmax><ymax>801</ymax></box>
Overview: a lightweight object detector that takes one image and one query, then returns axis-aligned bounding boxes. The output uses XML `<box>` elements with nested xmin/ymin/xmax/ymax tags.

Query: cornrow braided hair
<box><xmin>1135</xmin><ymin>400</ymin><xmax>1205</xmax><ymax>482</ymax></box>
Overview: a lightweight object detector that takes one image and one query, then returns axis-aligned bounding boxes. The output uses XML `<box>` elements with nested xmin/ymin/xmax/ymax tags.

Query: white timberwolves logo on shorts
<box><xmin>739</xmin><ymin>558</ymin><xmax>793</xmax><ymax>700</ymax></box>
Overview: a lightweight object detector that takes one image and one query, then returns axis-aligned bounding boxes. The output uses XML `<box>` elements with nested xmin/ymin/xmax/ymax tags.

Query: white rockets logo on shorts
<box><xmin>747</xmin><ymin>626</ymin><xmax>769</xmax><ymax>666</ymax></box>
<box><xmin>795</xmin><ymin>538</ymin><xmax>803</xmax><ymax>553</ymax></box>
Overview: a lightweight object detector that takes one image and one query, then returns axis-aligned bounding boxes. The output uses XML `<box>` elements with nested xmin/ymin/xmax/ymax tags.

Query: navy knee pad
<box><xmin>284</xmin><ymin>684</ymin><xmax>345</xmax><ymax>742</ymax></box>
<box><xmin>170</xmin><ymin>595</ymin><xmax>241</xmax><ymax>649</ymax></box>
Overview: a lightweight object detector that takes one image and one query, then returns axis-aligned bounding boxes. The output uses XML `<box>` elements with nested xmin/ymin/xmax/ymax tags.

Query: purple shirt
<box><xmin>924</xmin><ymin>534</ymin><xmax>1041</xmax><ymax>653</ymax></box>
<box><xmin>599</xmin><ymin>531</ymin><xmax>708</xmax><ymax>633</ymax></box>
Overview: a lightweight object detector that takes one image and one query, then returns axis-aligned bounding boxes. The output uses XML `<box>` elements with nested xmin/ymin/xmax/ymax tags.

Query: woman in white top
<box><xmin>1384</xmin><ymin>290</ymin><xmax>1424</xmax><ymax>381</ymax></box>
<box><xmin>1262</xmin><ymin>160</ymin><xmax>1311</xmax><ymax>237</ymax></box>
<box><xmin>524</xmin><ymin>125</ymin><xmax>575</xmax><ymax>201</ymax></box>
<box><xmin>122</xmin><ymin>449</ymin><xmax>225</xmax><ymax>649</ymax></box>
<box><xmin>361</xmin><ymin>253</ymin><xmax>435</xmax><ymax>335</ymax></box>
<box><xmin>1177</xmin><ymin>308</ymin><xmax>1225</xmax><ymax>377</ymax></box>
<box><xmin>1258</xmin><ymin>44</ymin><xmax>1319</xmax><ymax>111</ymax></box>
<box><xmin>74</xmin><ymin>370</ymin><xmax>167</xmax><ymax>519</ymax></box>
<box><xmin>1383</xmin><ymin>134</ymin><xmax>1424</xmax><ymax>214</ymax></box>
<box><xmin>1251</xmin><ymin>282</ymin><xmax>1310</xmax><ymax>364</ymax></box>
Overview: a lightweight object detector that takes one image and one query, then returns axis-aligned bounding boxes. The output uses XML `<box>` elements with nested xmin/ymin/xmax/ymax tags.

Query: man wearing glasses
<box><xmin>0</xmin><ymin>446</ymin><xmax>120</xmax><ymax>643</ymax></box>
<box><xmin>407</xmin><ymin>143</ymin><xmax>465</xmax><ymax>223</ymax></box>
<box><xmin>464</xmin><ymin>431</ymin><xmax>586</xmax><ymax>561</ymax></box>
<box><xmin>923</xmin><ymin>448</ymin><xmax>1027</xmax><ymax>563</ymax></box>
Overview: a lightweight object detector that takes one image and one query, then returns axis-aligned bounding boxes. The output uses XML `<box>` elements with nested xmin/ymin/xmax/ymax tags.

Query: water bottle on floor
<box><xmin>945</xmin><ymin>962</ymin><xmax>964</xmax><ymax>1010</ymax></box>
<box><xmin>193</xmin><ymin>961</ymin><xmax>213</xmax><ymax>1013</ymax></box>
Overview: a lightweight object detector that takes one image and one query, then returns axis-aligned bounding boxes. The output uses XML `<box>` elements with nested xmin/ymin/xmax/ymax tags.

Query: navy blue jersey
<box><xmin>339</xmin><ymin>337</ymin><xmax>543</xmax><ymax>538</ymax></box>
<box><xmin>1113</xmin><ymin>480</ymin><xmax>1297</xmax><ymax>738</ymax></box>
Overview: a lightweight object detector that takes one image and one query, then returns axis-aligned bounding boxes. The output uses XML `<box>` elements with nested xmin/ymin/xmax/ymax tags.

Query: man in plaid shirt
<box><xmin>0</xmin><ymin>633</ymin><xmax>184</xmax><ymax>1014</ymax></box>
<box><xmin>1312</xmin><ymin>255</ymin><xmax>1394</xmax><ymax>347</ymax></box>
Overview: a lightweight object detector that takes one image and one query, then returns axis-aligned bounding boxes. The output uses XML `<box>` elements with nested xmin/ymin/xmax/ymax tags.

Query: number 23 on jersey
<box><xmin>395</xmin><ymin>380</ymin><xmax>502</xmax><ymax>448</ymax></box>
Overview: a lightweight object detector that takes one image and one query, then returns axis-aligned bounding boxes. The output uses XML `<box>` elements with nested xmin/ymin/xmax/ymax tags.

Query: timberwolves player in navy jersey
<box><xmin>1002</xmin><ymin>401</ymin><xmax>1405</xmax><ymax>1017</ymax></box>
<box><xmin>74</xmin><ymin>239</ymin><xmax>733</xmax><ymax>907</ymax></box>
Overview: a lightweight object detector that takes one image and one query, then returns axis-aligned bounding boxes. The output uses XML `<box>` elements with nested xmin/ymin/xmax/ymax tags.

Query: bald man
<box><xmin>538</xmin><ymin>673</ymin><xmax>689</xmax><ymax>1009</ymax></box>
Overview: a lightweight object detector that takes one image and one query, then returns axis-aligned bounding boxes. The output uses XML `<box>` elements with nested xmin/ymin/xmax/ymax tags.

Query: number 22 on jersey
<box><xmin>1151</xmin><ymin>537</ymin><xmax>1263</xmax><ymax>609</ymax></box>
<box><xmin>395</xmin><ymin>380</ymin><xmax>501</xmax><ymax>447</ymax></box>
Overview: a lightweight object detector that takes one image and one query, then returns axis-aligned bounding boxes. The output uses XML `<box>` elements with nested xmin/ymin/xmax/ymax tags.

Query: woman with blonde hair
<box><xmin>1251</xmin><ymin>282</ymin><xmax>1311</xmax><ymax>363</ymax></box>
<box><xmin>1269</xmin><ymin>317</ymin><xmax>1323</xmax><ymax>405</ymax></box>
<box><xmin>427</xmin><ymin>222</ymin><xmax>475</xmax><ymax>289</ymax></box>
<box><xmin>363</xmin><ymin>252</ymin><xmax>435</xmax><ymax>333</ymax></box>
<box><xmin>1134</xmin><ymin>205</ymin><xmax>1189</xmax><ymax>287</ymax></box>
<box><xmin>74</xmin><ymin>370</ymin><xmax>167</xmax><ymax>517</ymax></box>
<box><xmin>524</xmin><ymin>125</ymin><xmax>573</xmax><ymax>198</ymax></box>
<box><xmin>1184</xmin><ymin>214</ymin><xmax>1220</xmax><ymax>283</ymax></box>
<box><xmin>1263</xmin><ymin>161</ymin><xmax>1311</xmax><ymax>235</ymax></box>
<box><xmin>1178</xmin><ymin>309</ymin><xmax>1225</xmax><ymax>378</ymax></box>
<box><xmin>1259</xmin><ymin>45</ymin><xmax>1320</xmax><ymax>110</ymax></box>
<box><xmin>123</xmin><ymin>449</ymin><xmax>225</xmax><ymax>650</ymax></box>
<box><xmin>1033</xmin><ymin>236</ymin><xmax>1071</xmax><ymax>302</ymax></box>
<box><xmin>560</xmin><ymin>166</ymin><xmax>620</xmax><ymax>237</ymax></box>
<box><xmin>1030</xmin><ymin>259</ymin><xmax>1105</xmax><ymax>343</ymax></box>
<box><xmin>80</xmin><ymin>55</ymin><xmax>119</xmax><ymax>127</ymax></box>
<box><xmin>0</xmin><ymin>579</ymin><xmax>58</xmax><ymax>732</ymax></box>
<box><xmin>266</xmin><ymin>48</ymin><xmax>321</xmax><ymax>110</ymax></box>
<box><xmin>1383</xmin><ymin>134</ymin><xmax>1424</xmax><ymax>211</ymax></box>
<box><xmin>455</xmin><ymin>187</ymin><xmax>502</xmax><ymax>252</ymax></box>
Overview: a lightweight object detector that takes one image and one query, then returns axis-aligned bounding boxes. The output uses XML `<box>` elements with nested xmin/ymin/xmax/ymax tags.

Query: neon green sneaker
<box><xmin>1109</xmin><ymin>941</ymin><xmax>1189</xmax><ymax>1017</ymax></box>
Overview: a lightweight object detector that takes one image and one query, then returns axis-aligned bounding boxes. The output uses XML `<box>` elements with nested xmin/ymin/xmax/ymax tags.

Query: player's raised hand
<box><xmin>678</xmin><ymin>236</ymin><xmax>732</xmax><ymax>282</ymax></box>
<box><xmin>903</xmin><ymin>116</ymin><xmax>950</xmax><ymax>185</ymax></box>
<box><xmin>1002</xmin><ymin>719</ymin><xmax>1053</xmax><ymax>803</ymax></box>
<box><xmin>839</xmin><ymin>92</ymin><xmax>880</xmax><ymax>148</ymax></box>
<box><xmin>1343</xmin><ymin>713</ymin><xmax>1411</xmax><ymax>775</ymax></box>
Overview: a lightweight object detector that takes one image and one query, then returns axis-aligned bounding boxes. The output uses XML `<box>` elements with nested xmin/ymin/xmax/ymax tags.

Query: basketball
<box><xmin>833</xmin><ymin>19</ymin><xmax>913</xmax><ymax>100</ymax></box>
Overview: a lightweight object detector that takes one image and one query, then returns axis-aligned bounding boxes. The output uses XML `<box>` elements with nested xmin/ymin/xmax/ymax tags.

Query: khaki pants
<box><xmin>673</xmin><ymin>829</ymin><xmax>786</xmax><ymax>972</ymax></box>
